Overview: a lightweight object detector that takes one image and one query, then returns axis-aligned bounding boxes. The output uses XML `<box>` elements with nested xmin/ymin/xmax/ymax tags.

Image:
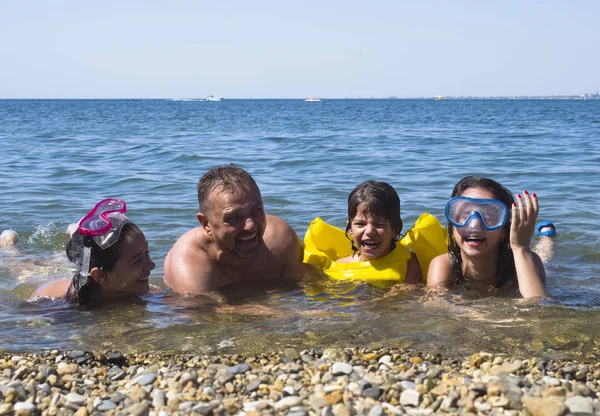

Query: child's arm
<box><xmin>426</xmin><ymin>254</ymin><xmax>453</xmax><ymax>289</ymax></box>
<box><xmin>404</xmin><ymin>253</ymin><xmax>423</xmax><ymax>284</ymax></box>
<box><xmin>511</xmin><ymin>191</ymin><xmax>549</xmax><ymax>298</ymax></box>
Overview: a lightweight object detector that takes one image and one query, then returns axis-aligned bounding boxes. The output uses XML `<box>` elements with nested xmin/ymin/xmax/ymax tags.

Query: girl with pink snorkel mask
<box><xmin>31</xmin><ymin>198</ymin><xmax>155</xmax><ymax>306</ymax></box>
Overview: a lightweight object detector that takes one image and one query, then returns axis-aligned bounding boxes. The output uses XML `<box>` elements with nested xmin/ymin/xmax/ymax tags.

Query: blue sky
<box><xmin>1</xmin><ymin>1</ymin><xmax>598</xmax><ymax>98</ymax></box>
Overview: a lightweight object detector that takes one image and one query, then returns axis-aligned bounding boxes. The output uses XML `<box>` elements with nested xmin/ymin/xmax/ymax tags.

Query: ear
<box><xmin>89</xmin><ymin>267</ymin><xmax>106</xmax><ymax>284</ymax></box>
<box><xmin>197</xmin><ymin>212</ymin><xmax>211</xmax><ymax>232</ymax></box>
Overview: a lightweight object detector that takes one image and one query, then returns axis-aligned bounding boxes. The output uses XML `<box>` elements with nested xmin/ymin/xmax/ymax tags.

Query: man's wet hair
<box><xmin>344</xmin><ymin>181</ymin><xmax>403</xmax><ymax>252</ymax></box>
<box><xmin>197</xmin><ymin>164</ymin><xmax>261</xmax><ymax>213</ymax></box>
<box><xmin>447</xmin><ymin>176</ymin><xmax>515</xmax><ymax>288</ymax></box>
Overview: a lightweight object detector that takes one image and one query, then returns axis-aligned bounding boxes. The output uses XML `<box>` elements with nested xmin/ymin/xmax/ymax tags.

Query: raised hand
<box><xmin>510</xmin><ymin>190</ymin><xmax>538</xmax><ymax>251</ymax></box>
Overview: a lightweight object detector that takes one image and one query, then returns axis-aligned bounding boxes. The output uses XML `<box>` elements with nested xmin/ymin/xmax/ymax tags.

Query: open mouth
<box><xmin>237</xmin><ymin>232</ymin><xmax>259</xmax><ymax>248</ymax></box>
<box><xmin>464</xmin><ymin>235</ymin><xmax>486</xmax><ymax>246</ymax></box>
<box><xmin>361</xmin><ymin>240</ymin><xmax>381</xmax><ymax>253</ymax></box>
<box><xmin>136</xmin><ymin>276</ymin><xmax>149</xmax><ymax>282</ymax></box>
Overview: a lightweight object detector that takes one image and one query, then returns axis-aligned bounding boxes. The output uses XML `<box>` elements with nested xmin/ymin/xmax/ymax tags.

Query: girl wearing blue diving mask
<box><xmin>427</xmin><ymin>176</ymin><xmax>548</xmax><ymax>299</ymax></box>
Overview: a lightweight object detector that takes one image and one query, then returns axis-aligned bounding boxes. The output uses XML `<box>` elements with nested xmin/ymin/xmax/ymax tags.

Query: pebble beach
<box><xmin>1</xmin><ymin>347</ymin><xmax>599</xmax><ymax>415</ymax></box>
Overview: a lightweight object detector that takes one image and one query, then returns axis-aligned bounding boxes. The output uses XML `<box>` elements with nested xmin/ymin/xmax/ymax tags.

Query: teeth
<box><xmin>238</xmin><ymin>234</ymin><xmax>256</xmax><ymax>241</ymax></box>
<box><xmin>362</xmin><ymin>241</ymin><xmax>379</xmax><ymax>247</ymax></box>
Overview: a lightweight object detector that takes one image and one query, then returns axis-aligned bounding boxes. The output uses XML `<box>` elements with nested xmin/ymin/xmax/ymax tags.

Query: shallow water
<box><xmin>1</xmin><ymin>98</ymin><xmax>600</xmax><ymax>358</ymax></box>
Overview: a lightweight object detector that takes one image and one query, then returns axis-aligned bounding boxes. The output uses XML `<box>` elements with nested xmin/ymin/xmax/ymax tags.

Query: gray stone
<box><xmin>227</xmin><ymin>362</ymin><xmax>251</xmax><ymax>374</ymax></box>
<box><xmin>111</xmin><ymin>394</ymin><xmax>127</xmax><ymax>403</ymax></box>
<box><xmin>180</xmin><ymin>372</ymin><xmax>195</xmax><ymax>385</ymax></box>
<box><xmin>218</xmin><ymin>371</ymin><xmax>235</xmax><ymax>384</ymax></box>
<box><xmin>137</xmin><ymin>372</ymin><xmax>157</xmax><ymax>386</ymax></box>
<box><xmin>400</xmin><ymin>380</ymin><xmax>416</xmax><ymax>390</ymax></box>
<box><xmin>362</xmin><ymin>387</ymin><xmax>382</xmax><ymax>399</ymax></box>
<box><xmin>13</xmin><ymin>402</ymin><xmax>36</xmax><ymax>412</ymax></box>
<box><xmin>331</xmin><ymin>362</ymin><xmax>353</xmax><ymax>376</ymax></box>
<box><xmin>425</xmin><ymin>368</ymin><xmax>442</xmax><ymax>379</ymax></box>
<box><xmin>308</xmin><ymin>393</ymin><xmax>329</xmax><ymax>409</ymax></box>
<box><xmin>367</xmin><ymin>405</ymin><xmax>384</xmax><ymax>416</ymax></box>
<box><xmin>107</xmin><ymin>352</ymin><xmax>125</xmax><ymax>363</ymax></box>
<box><xmin>275</xmin><ymin>396</ymin><xmax>302</xmax><ymax>411</ymax></box>
<box><xmin>178</xmin><ymin>401</ymin><xmax>194</xmax><ymax>411</ymax></box>
<box><xmin>362</xmin><ymin>374</ymin><xmax>384</xmax><ymax>386</ymax></box>
<box><xmin>66</xmin><ymin>392</ymin><xmax>86</xmax><ymax>405</ymax></box>
<box><xmin>378</xmin><ymin>355</ymin><xmax>392</xmax><ymax>364</ymax></box>
<box><xmin>406</xmin><ymin>409</ymin><xmax>434</xmax><ymax>416</ymax></box>
<box><xmin>565</xmin><ymin>396</ymin><xmax>594</xmax><ymax>414</ymax></box>
<box><xmin>246</xmin><ymin>379</ymin><xmax>261</xmax><ymax>392</ymax></box>
<box><xmin>108</xmin><ymin>366</ymin><xmax>125</xmax><ymax>381</ymax></box>
<box><xmin>301</xmin><ymin>354</ymin><xmax>314</xmax><ymax>363</ymax></box>
<box><xmin>97</xmin><ymin>400</ymin><xmax>117</xmax><ymax>411</ymax></box>
<box><xmin>400</xmin><ymin>389</ymin><xmax>421</xmax><ymax>407</ymax></box>
<box><xmin>66</xmin><ymin>350</ymin><xmax>86</xmax><ymax>359</ymax></box>
<box><xmin>36</xmin><ymin>383</ymin><xmax>51</xmax><ymax>394</ymax></box>
<box><xmin>543</xmin><ymin>376</ymin><xmax>561</xmax><ymax>386</ymax></box>
<box><xmin>440</xmin><ymin>392</ymin><xmax>459</xmax><ymax>412</ymax></box>
<box><xmin>152</xmin><ymin>388</ymin><xmax>166</xmax><ymax>407</ymax></box>
<box><xmin>192</xmin><ymin>402</ymin><xmax>219</xmax><ymax>416</ymax></box>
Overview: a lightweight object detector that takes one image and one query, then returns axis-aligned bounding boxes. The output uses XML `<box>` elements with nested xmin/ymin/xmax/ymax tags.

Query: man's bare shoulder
<box><xmin>263</xmin><ymin>214</ymin><xmax>300</xmax><ymax>246</ymax></box>
<box><xmin>262</xmin><ymin>214</ymin><xmax>303</xmax><ymax>279</ymax></box>
<box><xmin>164</xmin><ymin>227</ymin><xmax>217</xmax><ymax>295</ymax></box>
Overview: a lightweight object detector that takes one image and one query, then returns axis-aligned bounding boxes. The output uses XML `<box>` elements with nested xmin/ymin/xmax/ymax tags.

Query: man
<box><xmin>164</xmin><ymin>164</ymin><xmax>306</xmax><ymax>299</ymax></box>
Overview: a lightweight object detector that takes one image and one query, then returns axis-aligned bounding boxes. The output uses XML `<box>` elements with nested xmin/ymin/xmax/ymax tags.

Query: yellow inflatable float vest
<box><xmin>303</xmin><ymin>213</ymin><xmax>448</xmax><ymax>283</ymax></box>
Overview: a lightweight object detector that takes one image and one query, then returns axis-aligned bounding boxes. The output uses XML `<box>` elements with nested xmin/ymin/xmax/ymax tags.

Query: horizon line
<box><xmin>0</xmin><ymin>94</ymin><xmax>599</xmax><ymax>100</ymax></box>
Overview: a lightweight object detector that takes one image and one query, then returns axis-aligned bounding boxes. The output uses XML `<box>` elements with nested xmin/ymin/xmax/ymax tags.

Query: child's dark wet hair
<box><xmin>448</xmin><ymin>176</ymin><xmax>515</xmax><ymax>287</ymax></box>
<box><xmin>65</xmin><ymin>223</ymin><xmax>140</xmax><ymax>306</ymax></box>
<box><xmin>345</xmin><ymin>181</ymin><xmax>403</xmax><ymax>250</ymax></box>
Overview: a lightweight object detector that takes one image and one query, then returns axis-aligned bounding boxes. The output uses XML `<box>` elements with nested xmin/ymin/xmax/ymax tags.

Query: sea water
<box><xmin>1</xmin><ymin>98</ymin><xmax>599</xmax><ymax>358</ymax></box>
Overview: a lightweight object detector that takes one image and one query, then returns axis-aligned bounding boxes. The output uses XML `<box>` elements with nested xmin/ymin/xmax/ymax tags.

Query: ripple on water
<box><xmin>1</xmin><ymin>99</ymin><xmax>600</xmax><ymax>355</ymax></box>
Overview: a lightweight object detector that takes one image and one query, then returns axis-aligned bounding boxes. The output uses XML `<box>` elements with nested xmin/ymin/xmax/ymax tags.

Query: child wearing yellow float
<box><xmin>304</xmin><ymin>181</ymin><xmax>447</xmax><ymax>284</ymax></box>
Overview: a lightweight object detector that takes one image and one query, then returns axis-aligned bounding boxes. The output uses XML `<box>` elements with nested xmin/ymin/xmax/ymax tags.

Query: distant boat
<box><xmin>305</xmin><ymin>97</ymin><xmax>321</xmax><ymax>102</ymax></box>
<box><xmin>434</xmin><ymin>95</ymin><xmax>448</xmax><ymax>101</ymax></box>
<box><xmin>206</xmin><ymin>95</ymin><xmax>223</xmax><ymax>101</ymax></box>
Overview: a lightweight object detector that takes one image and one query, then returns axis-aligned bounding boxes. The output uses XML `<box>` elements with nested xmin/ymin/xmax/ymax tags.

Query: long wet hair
<box><xmin>65</xmin><ymin>223</ymin><xmax>140</xmax><ymax>306</ymax></box>
<box><xmin>447</xmin><ymin>176</ymin><xmax>515</xmax><ymax>287</ymax></box>
<box><xmin>345</xmin><ymin>181</ymin><xmax>403</xmax><ymax>253</ymax></box>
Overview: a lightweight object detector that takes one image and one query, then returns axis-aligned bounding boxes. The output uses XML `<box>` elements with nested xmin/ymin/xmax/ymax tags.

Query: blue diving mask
<box><xmin>445</xmin><ymin>196</ymin><xmax>509</xmax><ymax>231</ymax></box>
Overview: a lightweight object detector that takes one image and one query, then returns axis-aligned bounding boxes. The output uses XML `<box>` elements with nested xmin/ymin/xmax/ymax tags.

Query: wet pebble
<box><xmin>331</xmin><ymin>362</ymin><xmax>353</xmax><ymax>375</ymax></box>
<box><xmin>227</xmin><ymin>362</ymin><xmax>251</xmax><ymax>374</ymax></box>
<box><xmin>0</xmin><ymin>348</ymin><xmax>598</xmax><ymax>416</ymax></box>
<box><xmin>136</xmin><ymin>372</ymin><xmax>157</xmax><ymax>386</ymax></box>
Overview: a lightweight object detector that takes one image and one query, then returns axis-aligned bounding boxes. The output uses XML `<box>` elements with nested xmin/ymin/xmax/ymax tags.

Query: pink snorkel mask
<box><xmin>78</xmin><ymin>198</ymin><xmax>130</xmax><ymax>278</ymax></box>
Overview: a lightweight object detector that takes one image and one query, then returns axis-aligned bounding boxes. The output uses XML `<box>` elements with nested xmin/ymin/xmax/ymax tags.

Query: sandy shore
<box><xmin>1</xmin><ymin>347</ymin><xmax>599</xmax><ymax>415</ymax></box>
